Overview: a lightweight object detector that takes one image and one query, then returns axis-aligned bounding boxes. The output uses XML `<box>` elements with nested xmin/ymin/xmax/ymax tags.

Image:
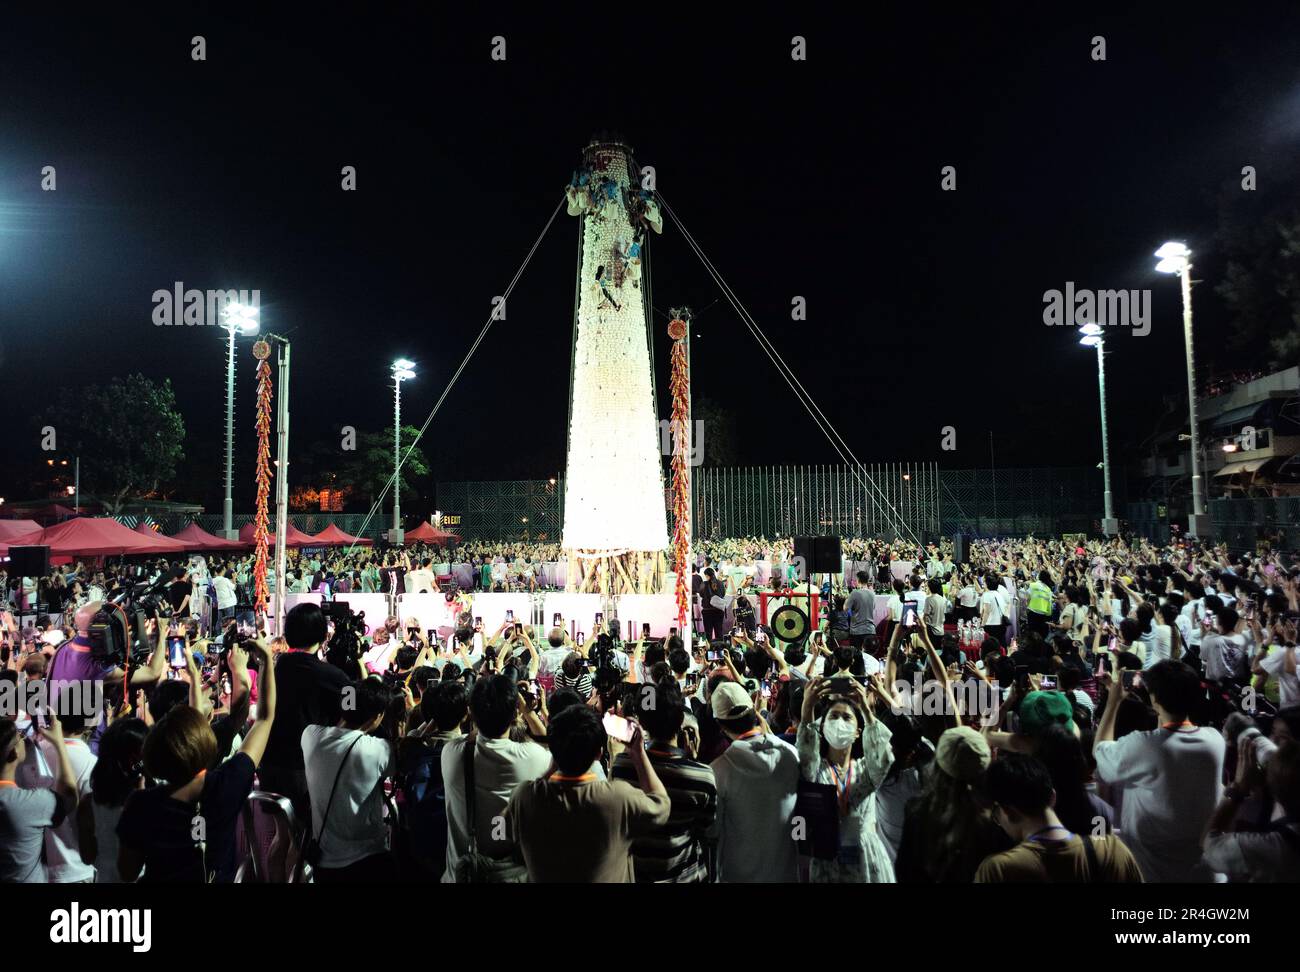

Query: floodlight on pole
<box><xmin>1077</xmin><ymin>323</ymin><xmax>1117</xmax><ymax>535</ymax></box>
<box><xmin>1154</xmin><ymin>241</ymin><xmax>1209</xmax><ymax>538</ymax></box>
<box><xmin>389</xmin><ymin>359</ymin><xmax>415</xmax><ymax>544</ymax></box>
<box><xmin>219</xmin><ymin>301</ymin><xmax>260</xmax><ymax>540</ymax></box>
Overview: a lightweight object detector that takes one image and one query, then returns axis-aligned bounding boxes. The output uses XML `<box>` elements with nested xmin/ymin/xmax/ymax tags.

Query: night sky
<box><xmin>3</xmin><ymin>4</ymin><xmax>1298</xmax><ymax>513</ymax></box>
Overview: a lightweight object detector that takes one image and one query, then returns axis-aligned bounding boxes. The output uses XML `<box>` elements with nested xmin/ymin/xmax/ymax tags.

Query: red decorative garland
<box><xmin>668</xmin><ymin>320</ymin><xmax>691</xmax><ymax>626</ymax></box>
<box><xmin>252</xmin><ymin>348</ymin><xmax>273</xmax><ymax>620</ymax></box>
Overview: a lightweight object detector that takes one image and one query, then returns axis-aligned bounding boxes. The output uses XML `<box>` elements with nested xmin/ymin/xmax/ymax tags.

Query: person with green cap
<box><xmin>983</xmin><ymin>688</ymin><xmax>1078</xmax><ymax>755</ymax></box>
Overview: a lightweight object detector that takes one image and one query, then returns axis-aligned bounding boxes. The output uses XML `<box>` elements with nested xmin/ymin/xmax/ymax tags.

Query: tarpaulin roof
<box><xmin>169</xmin><ymin>523</ymin><xmax>245</xmax><ymax>551</ymax></box>
<box><xmin>309</xmin><ymin>523</ymin><xmax>374</xmax><ymax>547</ymax></box>
<box><xmin>404</xmin><ymin>521</ymin><xmax>462</xmax><ymax>544</ymax></box>
<box><xmin>0</xmin><ymin>520</ymin><xmax>43</xmax><ymax>540</ymax></box>
<box><xmin>0</xmin><ymin>517</ymin><xmax>173</xmax><ymax>557</ymax></box>
<box><xmin>130</xmin><ymin>523</ymin><xmax>189</xmax><ymax>552</ymax></box>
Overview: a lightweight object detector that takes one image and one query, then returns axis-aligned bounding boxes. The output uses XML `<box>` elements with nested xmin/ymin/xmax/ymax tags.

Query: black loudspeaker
<box><xmin>8</xmin><ymin>545</ymin><xmax>50</xmax><ymax>576</ymax></box>
<box><xmin>952</xmin><ymin>533</ymin><xmax>967</xmax><ymax>565</ymax></box>
<box><xmin>793</xmin><ymin>536</ymin><xmax>842</xmax><ymax>577</ymax></box>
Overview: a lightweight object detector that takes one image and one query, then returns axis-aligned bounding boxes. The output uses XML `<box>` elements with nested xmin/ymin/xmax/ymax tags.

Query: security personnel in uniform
<box><xmin>1025</xmin><ymin>571</ymin><xmax>1055</xmax><ymax>638</ymax></box>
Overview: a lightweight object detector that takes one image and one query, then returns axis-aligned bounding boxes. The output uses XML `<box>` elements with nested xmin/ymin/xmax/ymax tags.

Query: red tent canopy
<box><xmin>131</xmin><ymin>523</ymin><xmax>189</xmax><ymax>552</ymax></box>
<box><xmin>237</xmin><ymin>522</ymin><xmax>315</xmax><ymax>548</ymax></box>
<box><xmin>237</xmin><ymin>522</ymin><xmax>275</xmax><ymax>546</ymax></box>
<box><xmin>281</xmin><ymin>523</ymin><xmax>317</xmax><ymax>548</ymax></box>
<box><xmin>169</xmin><ymin>523</ymin><xmax>244</xmax><ymax>551</ymax></box>
<box><xmin>0</xmin><ymin>517</ymin><xmax>173</xmax><ymax>557</ymax></box>
<box><xmin>404</xmin><ymin>521</ymin><xmax>461</xmax><ymax>544</ymax></box>
<box><xmin>0</xmin><ymin>519</ymin><xmax>43</xmax><ymax>540</ymax></box>
<box><xmin>310</xmin><ymin>524</ymin><xmax>373</xmax><ymax>547</ymax></box>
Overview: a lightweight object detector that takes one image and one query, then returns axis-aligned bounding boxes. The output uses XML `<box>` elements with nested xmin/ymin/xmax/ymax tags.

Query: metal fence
<box><xmin>434</xmin><ymin>479</ymin><xmax>565</xmax><ymax>543</ymax></box>
<box><xmin>694</xmin><ymin>463</ymin><xmax>941</xmax><ymax>541</ymax></box>
<box><xmin>1209</xmin><ymin>497</ymin><xmax>1300</xmax><ymax>552</ymax></box>
<box><xmin>435</xmin><ymin>465</ymin><xmax>1107</xmax><ymax>542</ymax></box>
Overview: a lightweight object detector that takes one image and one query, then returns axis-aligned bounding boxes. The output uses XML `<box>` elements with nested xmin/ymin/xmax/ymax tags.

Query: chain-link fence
<box><xmin>435</xmin><ymin>465</ymin><xmax>1108</xmax><ymax>542</ymax></box>
<box><xmin>434</xmin><ymin>479</ymin><xmax>564</xmax><ymax>543</ymax></box>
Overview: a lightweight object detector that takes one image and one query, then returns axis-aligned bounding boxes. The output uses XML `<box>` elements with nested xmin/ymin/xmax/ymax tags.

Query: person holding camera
<box><xmin>1202</xmin><ymin>731</ymin><xmax>1300</xmax><ymax>882</ymax></box>
<box><xmin>509</xmin><ymin>706</ymin><xmax>669</xmax><ymax>882</ymax></box>
<box><xmin>0</xmin><ymin>708</ymin><xmax>81</xmax><ymax>883</ymax></box>
<box><xmin>115</xmin><ymin>636</ymin><xmax>275</xmax><ymax>883</ymax></box>
<box><xmin>1093</xmin><ymin>659</ymin><xmax>1225</xmax><ymax>882</ymax></box>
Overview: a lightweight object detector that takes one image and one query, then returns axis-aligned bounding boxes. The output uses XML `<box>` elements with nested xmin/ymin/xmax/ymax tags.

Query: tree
<box><xmin>337</xmin><ymin>425</ymin><xmax>431</xmax><ymax>507</ymax></box>
<box><xmin>45</xmin><ymin>374</ymin><xmax>186</xmax><ymax>514</ymax></box>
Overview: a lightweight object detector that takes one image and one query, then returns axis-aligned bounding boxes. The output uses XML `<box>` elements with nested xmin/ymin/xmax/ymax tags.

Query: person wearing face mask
<box><xmin>796</xmin><ymin>676</ymin><xmax>896</xmax><ymax>883</ymax></box>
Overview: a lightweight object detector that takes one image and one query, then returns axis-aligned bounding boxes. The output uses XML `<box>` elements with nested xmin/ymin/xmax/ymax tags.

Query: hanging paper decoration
<box><xmin>252</xmin><ymin>339</ymin><xmax>274</xmax><ymax>621</ymax></box>
<box><xmin>667</xmin><ymin>318</ymin><xmax>691</xmax><ymax>625</ymax></box>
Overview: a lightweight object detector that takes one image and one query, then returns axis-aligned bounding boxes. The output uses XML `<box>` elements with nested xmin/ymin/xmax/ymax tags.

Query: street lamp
<box><xmin>1078</xmin><ymin>323</ymin><xmax>1119</xmax><ymax>536</ymax></box>
<box><xmin>1155</xmin><ymin>242</ymin><xmax>1210</xmax><ymax>538</ymax></box>
<box><xmin>220</xmin><ymin>301</ymin><xmax>260</xmax><ymax>540</ymax></box>
<box><xmin>389</xmin><ymin>359</ymin><xmax>415</xmax><ymax>544</ymax></box>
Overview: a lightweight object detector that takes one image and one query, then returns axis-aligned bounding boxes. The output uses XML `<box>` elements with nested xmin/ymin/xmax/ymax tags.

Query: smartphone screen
<box><xmin>760</xmin><ymin>680</ymin><xmax>772</xmax><ymax>699</ymax></box>
<box><xmin>707</xmin><ymin>649</ymin><xmax>724</xmax><ymax>662</ymax></box>
<box><xmin>595</xmin><ymin>613</ymin><xmax>604</xmax><ymax>627</ymax></box>
<box><xmin>1040</xmin><ymin>675</ymin><xmax>1057</xmax><ymax>690</ymax></box>
<box><xmin>576</xmin><ymin>632</ymin><xmax>585</xmax><ymax>646</ymax></box>
<box><xmin>669</xmin><ymin>627</ymin><xmax>678</xmax><ymax>637</ymax></box>
<box><xmin>642</xmin><ymin>623</ymin><xmax>651</xmax><ymax>638</ymax></box>
<box><xmin>901</xmin><ymin>603</ymin><xmax>919</xmax><ymax>627</ymax></box>
<box><xmin>167</xmin><ymin>636</ymin><xmax>187</xmax><ymax>668</ymax></box>
<box><xmin>426</xmin><ymin>629</ymin><xmax>436</xmax><ymax>642</ymax></box>
<box><xmin>602</xmin><ymin>711</ymin><xmax>635</xmax><ymax>744</ymax></box>
<box><xmin>553</xmin><ymin>613</ymin><xmax>562</xmax><ymax>626</ymax></box>
<box><xmin>1122</xmin><ymin>670</ymin><xmax>1142</xmax><ymax>691</ymax></box>
<box><xmin>505</xmin><ymin>610</ymin><xmax>514</xmax><ymax>623</ymax></box>
<box><xmin>474</xmin><ymin>617</ymin><xmax>483</xmax><ymax>630</ymax></box>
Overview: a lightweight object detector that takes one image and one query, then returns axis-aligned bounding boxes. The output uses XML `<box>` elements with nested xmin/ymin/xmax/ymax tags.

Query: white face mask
<box><xmin>821</xmin><ymin>715</ymin><xmax>858</xmax><ymax>750</ymax></box>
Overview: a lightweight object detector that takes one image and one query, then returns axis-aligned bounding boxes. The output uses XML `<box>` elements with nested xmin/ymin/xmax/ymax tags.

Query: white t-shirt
<box><xmin>1143</xmin><ymin>625</ymin><xmax>1172</xmax><ymax>669</ymax></box>
<box><xmin>212</xmin><ymin>575</ymin><xmax>238</xmax><ymax>611</ymax></box>
<box><xmin>301</xmin><ymin>725</ymin><xmax>395</xmax><ymax>870</ymax></box>
<box><xmin>441</xmin><ymin>734</ymin><xmax>551</xmax><ymax>882</ymax></box>
<box><xmin>1094</xmin><ymin>726</ymin><xmax>1225</xmax><ymax>882</ymax></box>
<box><xmin>17</xmin><ymin>736</ymin><xmax>97</xmax><ymax>883</ymax></box>
<box><xmin>958</xmin><ymin>585</ymin><xmax>978</xmax><ymax>609</ymax></box>
<box><xmin>979</xmin><ymin>589</ymin><xmax>1004</xmax><ymax>626</ymax></box>
<box><xmin>1258</xmin><ymin>645</ymin><xmax>1300</xmax><ymax>707</ymax></box>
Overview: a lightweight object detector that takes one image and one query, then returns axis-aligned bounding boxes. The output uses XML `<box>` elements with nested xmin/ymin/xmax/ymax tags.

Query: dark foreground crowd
<box><xmin>2</xmin><ymin>534</ymin><xmax>1298</xmax><ymax>884</ymax></box>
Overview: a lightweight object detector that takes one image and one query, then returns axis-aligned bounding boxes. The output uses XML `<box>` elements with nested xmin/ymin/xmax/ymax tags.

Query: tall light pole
<box><xmin>1079</xmin><ymin>323</ymin><xmax>1118</xmax><ymax>536</ymax></box>
<box><xmin>220</xmin><ymin>302</ymin><xmax>260</xmax><ymax>539</ymax></box>
<box><xmin>1155</xmin><ymin>242</ymin><xmax>1210</xmax><ymax>539</ymax></box>
<box><xmin>389</xmin><ymin>359</ymin><xmax>415</xmax><ymax>544</ymax></box>
<box><xmin>268</xmin><ymin>334</ymin><xmax>291</xmax><ymax>637</ymax></box>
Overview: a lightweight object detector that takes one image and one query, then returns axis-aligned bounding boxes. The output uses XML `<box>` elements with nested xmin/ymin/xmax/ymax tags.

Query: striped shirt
<box><xmin>611</xmin><ymin>744</ymin><xmax>717</xmax><ymax>883</ymax></box>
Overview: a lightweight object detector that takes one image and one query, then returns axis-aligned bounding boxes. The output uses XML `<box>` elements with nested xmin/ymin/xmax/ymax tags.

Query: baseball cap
<box><xmin>710</xmin><ymin>680</ymin><xmax>754</xmax><ymax>720</ymax></box>
<box><xmin>1018</xmin><ymin>689</ymin><xmax>1076</xmax><ymax>736</ymax></box>
<box><xmin>935</xmin><ymin>726</ymin><xmax>991</xmax><ymax>783</ymax></box>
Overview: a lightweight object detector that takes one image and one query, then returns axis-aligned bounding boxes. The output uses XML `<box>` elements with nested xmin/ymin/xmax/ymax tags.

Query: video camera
<box><xmin>322</xmin><ymin>600</ymin><xmax>366</xmax><ymax>671</ymax></box>
<box><xmin>89</xmin><ymin>579</ymin><xmax>176</xmax><ymax>669</ymax></box>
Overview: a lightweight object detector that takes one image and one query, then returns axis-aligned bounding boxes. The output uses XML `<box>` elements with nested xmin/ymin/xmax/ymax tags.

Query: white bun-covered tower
<box><xmin>562</xmin><ymin>138</ymin><xmax>668</xmax><ymax>593</ymax></box>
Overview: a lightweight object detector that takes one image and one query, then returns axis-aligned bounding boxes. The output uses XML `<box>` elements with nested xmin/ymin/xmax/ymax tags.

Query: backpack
<box><xmin>396</xmin><ymin>737</ymin><xmax>449</xmax><ymax>880</ymax></box>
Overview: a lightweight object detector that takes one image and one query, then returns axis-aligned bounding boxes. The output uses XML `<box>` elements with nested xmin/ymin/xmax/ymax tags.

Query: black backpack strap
<box><xmin>315</xmin><ymin>733</ymin><xmax>363</xmax><ymax>844</ymax></box>
<box><xmin>462</xmin><ymin>731</ymin><xmax>479</xmax><ymax>855</ymax></box>
<box><xmin>1080</xmin><ymin>833</ymin><xmax>1103</xmax><ymax>883</ymax></box>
